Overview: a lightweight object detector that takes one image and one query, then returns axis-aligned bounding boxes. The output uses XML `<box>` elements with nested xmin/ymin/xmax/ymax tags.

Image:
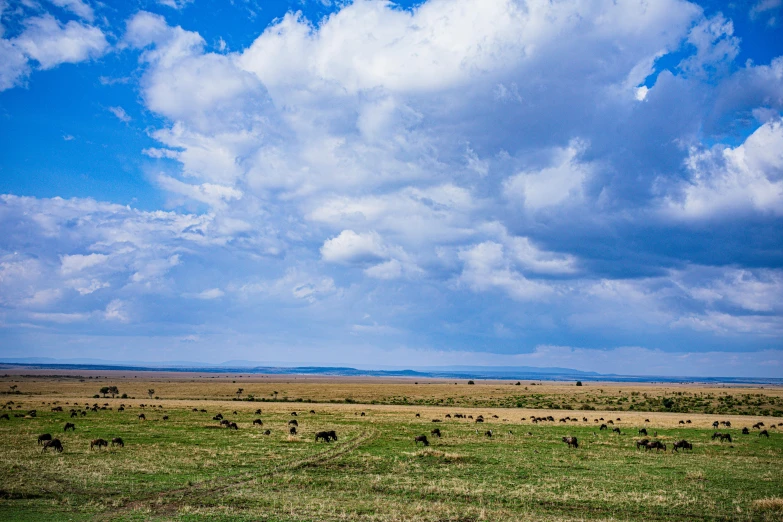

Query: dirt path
<box><xmin>96</xmin><ymin>428</ymin><xmax>377</xmax><ymax>520</ymax></box>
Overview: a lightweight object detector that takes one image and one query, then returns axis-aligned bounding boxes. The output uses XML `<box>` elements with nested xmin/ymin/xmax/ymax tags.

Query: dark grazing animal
<box><xmin>63</xmin><ymin>422</ymin><xmax>75</xmax><ymax>432</ymax></box>
<box><xmin>475</xmin><ymin>418</ymin><xmax>484</xmax><ymax>423</ymax></box>
<box><xmin>713</xmin><ymin>421</ymin><xmax>719</xmax><ymax>428</ymax></box>
<box><xmin>485</xmin><ymin>430</ymin><xmax>493</xmax><ymax>438</ymax></box>
<box><xmin>42</xmin><ymin>439</ymin><xmax>63</xmax><ymax>453</ymax></box>
<box><xmin>645</xmin><ymin>441</ymin><xmax>666</xmax><ymax>452</ymax></box>
<box><xmin>289</xmin><ymin>426</ymin><xmax>297</xmax><ymax>435</ymax></box>
<box><xmin>415</xmin><ymin>413</ymin><xmax>420</xmax><ymax>418</ymax></box>
<box><xmin>228</xmin><ymin>422</ymin><xmax>239</xmax><ymax>430</ymax></box>
<box><xmin>712</xmin><ymin>432</ymin><xmax>732</xmax><ymax>442</ymax></box>
<box><xmin>742</xmin><ymin>427</ymin><xmax>750</xmax><ymax>434</ymax></box>
<box><xmin>138</xmin><ymin>414</ymin><xmax>146</xmax><ymax>421</ymax></box>
<box><xmin>263</xmin><ymin>429</ymin><xmax>271</xmax><ymax>435</ymax></box>
<box><xmin>673</xmin><ymin>440</ymin><xmax>692</xmax><ymax>452</ymax></box>
<box><xmin>253</xmin><ymin>419</ymin><xmax>263</xmax><ymax>426</ymax></box>
<box><xmin>255</xmin><ymin>409</ymin><xmax>262</xmax><ymax>415</ymax></box>
<box><xmin>220</xmin><ymin>419</ymin><xmax>231</xmax><ymax>427</ymax></box>
<box><xmin>360</xmin><ymin>412</ymin><xmax>366</xmax><ymax>417</ymax></box>
<box><xmin>431</xmin><ymin>428</ymin><xmax>441</xmax><ymax>438</ymax></box>
<box><xmin>310</xmin><ymin>410</ymin><xmax>316</xmax><ymax>414</ymax></box>
<box><xmin>291</xmin><ymin>412</ymin><xmax>297</xmax><ymax>416</ymax></box>
<box><xmin>0</xmin><ymin>414</ymin><xmax>9</xmax><ymax>420</ymax></box>
<box><xmin>679</xmin><ymin>420</ymin><xmax>685</xmax><ymax>424</ymax></box>
<box><xmin>432</xmin><ymin>419</ymin><xmax>442</xmax><ymax>423</ymax></box>
<box><xmin>214</xmin><ymin>413</ymin><xmax>223</xmax><ymax>420</ymax></box>
<box><xmin>753</xmin><ymin>422</ymin><xmax>764</xmax><ymax>429</ymax></box>
<box><xmin>599</xmin><ymin>424</ymin><xmax>608</xmax><ymax>430</ymax></box>
<box><xmin>414</xmin><ymin>435</ymin><xmax>429</xmax><ymax>446</ymax></box>
<box><xmin>288</xmin><ymin>419</ymin><xmax>298</xmax><ymax>426</ymax></box>
<box><xmin>315</xmin><ymin>430</ymin><xmax>337</xmax><ymax>442</ymax></box>
<box><xmin>162</xmin><ymin>416</ymin><xmax>168</xmax><ymax>420</ymax></box>
<box><xmin>639</xmin><ymin>428</ymin><xmax>648</xmax><ymax>436</ymax></box>
<box><xmin>90</xmin><ymin>438</ymin><xmax>108</xmax><ymax>450</ymax></box>
<box><xmin>71</xmin><ymin>411</ymin><xmax>78</xmax><ymax>418</ymax></box>
<box><xmin>111</xmin><ymin>437</ymin><xmax>124</xmax><ymax>447</ymax></box>
<box><xmin>759</xmin><ymin>430</ymin><xmax>769</xmax><ymax>438</ymax></box>
<box><xmin>562</xmin><ymin>436</ymin><xmax>578</xmax><ymax>448</ymax></box>
<box><xmin>636</xmin><ymin>438</ymin><xmax>649</xmax><ymax>449</ymax></box>
<box><xmin>612</xmin><ymin>428</ymin><xmax>621</xmax><ymax>434</ymax></box>
<box><xmin>38</xmin><ymin>433</ymin><xmax>53</xmax><ymax>445</ymax></box>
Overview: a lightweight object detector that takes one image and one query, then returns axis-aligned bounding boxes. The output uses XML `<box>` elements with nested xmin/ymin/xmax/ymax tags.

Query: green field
<box><xmin>1</xmin><ymin>395</ymin><xmax>782</xmax><ymax>521</ymax></box>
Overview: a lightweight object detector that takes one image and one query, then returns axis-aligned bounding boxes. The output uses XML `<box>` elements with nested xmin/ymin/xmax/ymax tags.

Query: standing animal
<box><xmin>162</xmin><ymin>416</ymin><xmax>168</xmax><ymax>420</ymax></box>
<box><xmin>645</xmin><ymin>441</ymin><xmax>666</xmax><ymax>452</ymax></box>
<box><xmin>742</xmin><ymin>427</ymin><xmax>749</xmax><ymax>434</ymax></box>
<box><xmin>42</xmin><ymin>439</ymin><xmax>63</xmax><ymax>453</ymax></box>
<box><xmin>228</xmin><ymin>422</ymin><xmax>239</xmax><ymax>430</ymax></box>
<box><xmin>414</xmin><ymin>435</ymin><xmax>429</xmax><ymax>446</ymax></box>
<box><xmin>255</xmin><ymin>409</ymin><xmax>262</xmax><ymax>415</ymax></box>
<box><xmin>638</xmin><ymin>428</ymin><xmax>648</xmax><ymax>436</ymax></box>
<box><xmin>63</xmin><ymin>422</ymin><xmax>75</xmax><ymax>432</ymax></box>
<box><xmin>612</xmin><ymin>428</ymin><xmax>621</xmax><ymax>434</ymax></box>
<box><xmin>712</xmin><ymin>421</ymin><xmax>719</xmax><ymax>428</ymax></box>
<box><xmin>289</xmin><ymin>426</ymin><xmax>297</xmax><ymax>435</ymax></box>
<box><xmin>599</xmin><ymin>424</ymin><xmax>608</xmax><ymax>430</ymax></box>
<box><xmin>315</xmin><ymin>430</ymin><xmax>337</xmax><ymax>442</ymax></box>
<box><xmin>485</xmin><ymin>430</ymin><xmax>493</xmax><ymax>438</ymax></box>
<box><xmin>38</xmin><ymin>433</ymin><xmax>52</xmax><ymax>445</ymax></box>
<box><xmin>90</xmin><ymin>438</ymin><xmax>108</xmax><ymax>450</ymax></box>
<box><xmin>253</xmin><ymin>419</ymin><xmax>263</xmax><ymax>426</ymax></box>
<box><xmin>288</xmin><ymin>419</ymin><xmax>298</xmax><ymax>426</ymax></box>
<box><xmin>0</xmin><ymin>414</ymin><xmax>9</xmax><ymax>420</ymax></box>
<box><xmin>672</xmin><ymin>440</ymin><xmax>692</xmax><ymax>452</ymax></box>
<box><xmin>138</xmin><ymin>414</ymin><xmax>146</xmax><ymax>421</ymax></box>
<box><xmin>712</xmin><ymin>432</ymin><xmax>732</xmax><ymax>442</ymax></box>
<box><xmin>111</xmin><ymin>437</ymin><xmax>124</xmax><ymax>447</ymax></box>
<box><xmin>636</xmin><ymin>439</ymin><xmax>649</xmax><ymax>449</ymax></box>
<box><xmin>263</xmin><ymin>429</ymin><xmax>271</xmax><ymax>435</ymax></box>
<box><xmin>431</xmin><ymin>428</ymin><xmax>442</xmax><ymax>438</ymax></box>
<box><xmin>759</xmin><ymin>430</ymin><xmax>769</xmax><ymax>438</ymax></box>
<box><xmin>562</xmin><ymin>436</ymin><xmax>578</xmax><ymax>448</ymax></box>
<box><xmin>415</xmin><ymin>413</ymin><xmax>420</xmax><ymax>418</ymax></box>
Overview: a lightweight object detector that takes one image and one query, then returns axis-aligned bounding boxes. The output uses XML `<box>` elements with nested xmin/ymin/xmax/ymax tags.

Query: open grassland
<box><xmin>1</xmin><ymin>372</ymin><xmax>782</xmax><ymax>521</ymax></box>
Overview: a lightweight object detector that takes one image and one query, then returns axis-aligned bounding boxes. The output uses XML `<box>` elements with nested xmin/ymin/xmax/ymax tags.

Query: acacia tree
<box><xmin>109</xmin><ymin>386</ymin><xmax>119</xmax><ymax>397</ymax></box>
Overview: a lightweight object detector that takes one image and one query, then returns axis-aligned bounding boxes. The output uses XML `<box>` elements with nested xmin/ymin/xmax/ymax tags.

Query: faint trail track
<box><xmin>98</xmin><ymin>429</ymin><xmax>377</xmax><ymax>520</ymax></box>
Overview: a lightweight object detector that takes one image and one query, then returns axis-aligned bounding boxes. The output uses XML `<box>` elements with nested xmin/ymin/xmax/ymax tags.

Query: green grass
<box><xmin>1</xmin><ymin>405</ymin><xmax>781</xmax><ymax>521</ymax></box>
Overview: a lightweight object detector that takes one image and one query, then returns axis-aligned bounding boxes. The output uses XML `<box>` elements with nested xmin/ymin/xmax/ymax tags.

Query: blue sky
<box><xmin>1</xmin><ymin>0</ymin><xmax>782</xmax><ymax>377</ymax></box>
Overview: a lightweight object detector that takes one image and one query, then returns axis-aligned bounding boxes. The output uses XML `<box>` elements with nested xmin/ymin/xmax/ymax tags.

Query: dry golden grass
<box><xmin>752</xmin><ymin>497</ymin><xmax>783</xmax><ymax>512</ymax></box>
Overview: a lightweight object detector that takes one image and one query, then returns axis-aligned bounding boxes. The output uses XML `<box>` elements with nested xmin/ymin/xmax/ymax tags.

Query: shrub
<box><xmin>468</xmin><ymin>380</ymin><xmax>475</xmax><ymax>385</ymax></box>
<box><xmin>576</xmin><ymin>381</ymin><xmax>583</xmax><ymax>386</ymax></box>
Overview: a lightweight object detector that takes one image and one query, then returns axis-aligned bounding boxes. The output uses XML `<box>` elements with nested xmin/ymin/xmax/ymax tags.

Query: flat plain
<box><xmin>1</xmin><ymin>370</ymin><xmax>782</xmax><ymax>521</ymax></box>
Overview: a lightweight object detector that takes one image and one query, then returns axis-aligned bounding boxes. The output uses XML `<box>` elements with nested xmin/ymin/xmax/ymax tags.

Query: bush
<box><xmin>576</xmin><ymin>381</ymin><xmax>583</xmax><ymax>386</ymax></box>
<box><xmin>467</xmin><ymin>380</ymin><xmax>475</xmax><ymax>385</ymax></box>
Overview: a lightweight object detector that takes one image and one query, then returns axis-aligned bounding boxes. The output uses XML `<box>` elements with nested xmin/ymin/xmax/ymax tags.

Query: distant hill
<box><xmin>1</xmin><ymin>357</ymin><xmax>781</xmax><ymax>384</ymax></box>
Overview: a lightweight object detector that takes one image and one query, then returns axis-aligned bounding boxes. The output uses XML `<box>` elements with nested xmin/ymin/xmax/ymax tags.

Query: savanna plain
<box><xmin>1</xmin><ymin>370</ymin><xmax>782</xmax><ymax>521</ymax></box>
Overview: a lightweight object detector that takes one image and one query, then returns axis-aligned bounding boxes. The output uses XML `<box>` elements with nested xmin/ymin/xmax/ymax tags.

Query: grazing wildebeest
<box><xmin>599</xmin><ymin>424</ymin><xmax>608</xmax><ymax>430</ymax></box>
<box><xmin>485</xmin><ymin>430</ymin><xmax>493</xmax><ymax>438</ymax></box>
<box><xmin>220</xmin><ymin>419</ymin><xmax>231</xmax><ymax>427</ymax></box>
<box><xmin>289</xmin><ymin>426</ymin><xmax>297</xmax><ymax>435</ymax></box>
<box><xmin>431</xmin><ymin>428</ymin><xmax>441</xmax><ymax>438</ymax></box>
<box><xmin>0</xmin><ymin>414</ymin><xmax>9</xmax><ymax>420</ymax></box>
<box><xmin>263</xmin><ymin>429</ymin><xmax>271</xmax><ymax>435</ymax></box>
<box><xmin>81</xmin><ymin>411</ymin><xmax>86</xmax><ymax>416</ymax></box>
<box><xmin>291</xmin><ymin>412</ymin><xmax>298</xmax><ymax>416</ymax></box>
<box><xmin>475</xmin><ymin>418</ymin><xmax>484</xmax><ymax>423</ymax></box>
<box><xmin>562</xmin><ymin>436</ymin><xmax>578</xmax><ymax>448</ymax></box>
<box><xmin>753</xmin><ymin>422</ymin><xmax>764</xmax><ymax>429</ymax></box>
<box><xmin>679</xmin><ymin>420</ymin><xmax>685</xmax><ymax>424</ymax></box>
<box><xmin>724</xmin><ymin>421</ymin><xmax>731</xmax><ymax>427</ymax></box>
<box><xmin>253</xmin><ymin>419</ymin><xmax>263</xmax><ymax>426</ymax></box>
<box><xmin>712</xmin><ymin>421</ymin><xmax>719</xmax><ymax>428</ymax></box>
<box><xmin>432</xmin><ymin>419</ymin><xmax>442</xmax><ymax>423</ymax></box>
<box><xmin>415</xmin><ymin>413</ymin><xmax>420</xmax><ymax>418</ymax></box>
<box><xmin>64</xmin><ymin>422</ymin><xmax>75</xmax><ymax>432</ymax></box>
<box><xmin>111</xmin><ymin>437</ymin><xmax>124</xmax><ymax>447</ymax></box>
<box><xmin>759</xmin><ymin>430</ymin><xmax>769</xmax><ymax>438</ymax></box>
<box><xmin>38</xmin><ymin>433</ymin><xmax>52</xmax><ymax>445</ymax></box>
<box><xmin>712</xmin><ymin>432</ymin><xmax>732</xmax><ymax>442</ymax></box>
<box><xmin>414</xmin><ymin>435</ymin><xmax>429</xmax><ymax>446</ymax></box>
<box><xmin>445</xmin><ymin>414</ymin><xmax>451</xmax><ymax>418</ymax></box>
<box><xmin>214</xmin><ymin>413</ymin><xmax>223</xmax><ymax>420</ymax></box>
<box><xmin>138</xmin><ymin>414</ymin><xmax>146</xmax><ymax>421</ymax></box>
<box><xmin>310</xmin><ymin>410</ymin><xmax>316</xmax><ymax>414</ymax></box>
<box><xmin>639</xmin><ymin>428</ymin><xmax>648</xmax><ymax>436</ymax></box>
<box><xmin>645</xmin><ymin>441</ymin><xmax>666</xmax><ymax>452</ymax></box>
<box><xmin>162</xmin><ymin>416</ymin><xmax>168</xmax><ymax>420</ymax></box>
<box><xmin>228</xmin><ymin>422</ymin><xmax>238</xmax><ymax>430</ymax></box>
<box><xmin>255</xmin><ymin>409</ymin><xmax>262</xmax><ymax>415</ymax></box>
<box><xmin>233</xmin><ymin>411</ymin><xmax>238</xmax><ymax>415</ymax></box>
<box><xmin>673</xmin><ymin>440</ymin><xmax>692</xmax><ymax>452</ymax></box>
<box><xmin>52</xmin><ymin>406</ymin><xmax>63</xmax><ymax>412</ymax></box>
<box><xmin>742</xmin><ymin>427</ymin><xmax>749</xmax><ymax>434</ymax></box>
<box><xmin>117</xmin><ymin>407</ymin><xmax>124</xmax><ymax>412</ymax></box>
<box><xmin>288</xmin><ymin>419</ymin><xmax>298</xmax><ymax>426</ymax></box>
<box><xmin>686</xmin><ymin>420</ymin><xmax>692</xmax><ymax>424</ymax></box>
<box><xmin>360</xmin><ymin>412</ymin><xmax>366</xmax><ymax>417</ymax></box>
<box><xmin>636</xmin><ymin>438</ymin><xmax>650</xmax><ymax>449</ymax></box>
<box><xmin>612</xmin><ymin>428</ymin><xmax>621</xmax><ymax>434</ymax></box>
<box><xmin>70</xmin><ymin>411</ymin><xmax>78</xmax><ymax>418</ymax></box>
<box><xmin>91</xmin><ymin>438</ymin><xmax>108</xmax><ymax>450</ymax></box>
<box><xmin>608</xmin><ymin>420</ymin><xmax>614</xmax><ymax>425</ymax></box>
<box><xmin>315</xmin><ymin>430</ymin><xmax>337</xmax><ymax>442</ymax></box>
<box><xmin>42</xmin><ymin>439</ymin><xmax>63</xmax><ymax>453</ymax></box>
<box><xmin>645</xmin><ymin>419</ymin><xmax>650</xmax><ymax>423</ymax></box>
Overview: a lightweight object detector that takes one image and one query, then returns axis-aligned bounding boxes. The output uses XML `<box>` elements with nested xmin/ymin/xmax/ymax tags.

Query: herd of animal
<box><xmin>3</xmin><ymin>399</ymin><xmax>779</xmax><ymax>456</ymax></box>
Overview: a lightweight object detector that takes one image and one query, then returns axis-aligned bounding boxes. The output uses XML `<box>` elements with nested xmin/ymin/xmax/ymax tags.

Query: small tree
<box><xmin>148</xmin><ymin>389</ymin><xmax>155</xmax><ymax>399</ymax></box>
<box><xmin>236</xmin><ymin>388</ymin><xmax>244</xmax><ymax>399</ymax></box>
<box><xmin>576</xmin><ymin>381</ymin><xmax>583</xmax><ymax>387</ymax></box>
<box><xmin>467</xmin><ymin>380</ymin><xmax>475</xmax><ymax>385</ymax></box>
<box><xmin>109</xmin><ymin>386</ymin><xmax>119</xmax><ymax>398</ymax></box>
<box><xmin>100</xmin><ymin>386</ymin><xmax>110</xmax><ymax>398</ymax></box>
